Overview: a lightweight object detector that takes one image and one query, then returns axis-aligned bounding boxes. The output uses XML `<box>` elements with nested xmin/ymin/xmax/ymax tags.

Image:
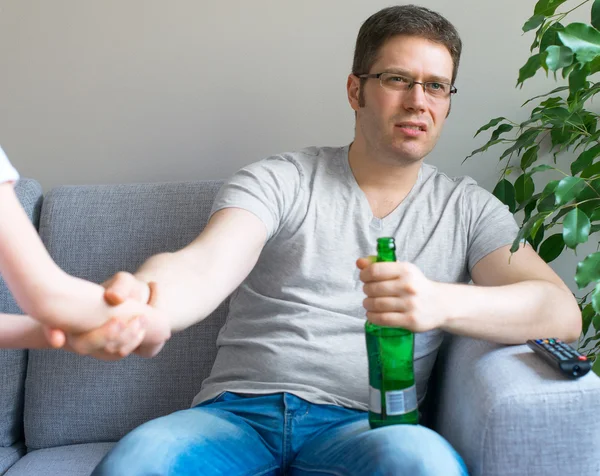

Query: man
<box><xmin>90</xmin><ymin>4</ymin><xmax>581</xmax><ymax>475</ymax></box>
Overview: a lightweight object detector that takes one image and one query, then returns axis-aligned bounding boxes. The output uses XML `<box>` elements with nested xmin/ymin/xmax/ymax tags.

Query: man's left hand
<box><xmin>356</xmin><ymin>256</ymin><xmax>448</xmax><ymax>332</ymax></box>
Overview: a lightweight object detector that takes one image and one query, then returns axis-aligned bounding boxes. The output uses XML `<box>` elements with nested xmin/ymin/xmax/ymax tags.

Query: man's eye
<box><xmin>389</xmin><ymin>75</ymin><xmax>410</xmax><ymax>83</ymax></box>
<box><xmin>427</xmin><ymin>82</ymin><xmax>445</xmax><ymax>91</ymax></box>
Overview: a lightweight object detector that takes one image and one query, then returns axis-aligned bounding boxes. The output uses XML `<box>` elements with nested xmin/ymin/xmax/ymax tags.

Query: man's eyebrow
<box><xmin>383</xmin><ymin>67</ymin><xmax>452</xmax><ymax>84</ymax></box>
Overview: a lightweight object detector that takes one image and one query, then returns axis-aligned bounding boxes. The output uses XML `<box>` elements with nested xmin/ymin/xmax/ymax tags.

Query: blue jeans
<box><xmin>92</xmin><ymin>392</ymin><xmax>468</xmax><ymax>476</ymax></box>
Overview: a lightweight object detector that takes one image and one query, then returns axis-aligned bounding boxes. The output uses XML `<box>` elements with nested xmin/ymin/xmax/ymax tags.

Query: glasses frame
<box><xmin>358</xmin><ymin>72</ymin><xmax>458</xmax><ymax>98</ymax></box>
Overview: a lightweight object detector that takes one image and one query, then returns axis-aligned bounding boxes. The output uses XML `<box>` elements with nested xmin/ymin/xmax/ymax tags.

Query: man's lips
<box><xmin>395</xmin><ymin>121</ymin><xmax>428</xmax><ymax>132</ymax></box>
<box><xmin>395</xmin><ymin>122</ymin><xmax>428</xmax><ymax>137</ymax></box>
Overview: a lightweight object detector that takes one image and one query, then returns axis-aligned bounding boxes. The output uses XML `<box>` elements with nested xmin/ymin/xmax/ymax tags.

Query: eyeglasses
<box><xmin>357</xmin><ymin>72</ymin><xmax>457</xmax><ymax>100</ymax></box>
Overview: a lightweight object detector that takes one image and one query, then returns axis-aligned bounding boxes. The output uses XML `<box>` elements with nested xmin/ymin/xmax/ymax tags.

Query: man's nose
<box><xmin>402</xmin><ymin>83</ymin><xmax>428</xmax><ymax>111</ymax></box>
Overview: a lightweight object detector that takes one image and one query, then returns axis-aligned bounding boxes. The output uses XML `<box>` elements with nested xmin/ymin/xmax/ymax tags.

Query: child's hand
<box><xmin>45</xmin><ymin>299</ymin><xmax>171</xmax><ymax>360</ymax></box>
<box><xmin>45</xmin><ymin>315</ymin><xmax>146</xmax><ymax>361</ymax></box>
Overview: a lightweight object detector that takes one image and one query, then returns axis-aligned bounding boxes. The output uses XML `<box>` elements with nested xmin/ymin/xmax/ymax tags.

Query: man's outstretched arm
<box><xmin>105</xmin><ymin>207</ymin><xmax>267</xmax><ymax>334</ymax></box>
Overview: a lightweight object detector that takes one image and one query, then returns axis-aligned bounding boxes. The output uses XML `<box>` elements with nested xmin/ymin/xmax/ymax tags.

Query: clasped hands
<box><xmin>47</xmin><ymin>273</ymin><xmax>171</xmax><ymax>360</ymax></box>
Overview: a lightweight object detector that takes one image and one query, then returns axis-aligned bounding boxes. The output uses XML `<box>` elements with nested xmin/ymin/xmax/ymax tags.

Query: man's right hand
<box><xmin>103</xmin><ymin>271</ymin><xmax>152</xmax><ymax>307</ymax></box>
<box><xmin>102</xmin><ymin>272</ymin><xmax>170</xmax><ymax>357</ymax></box>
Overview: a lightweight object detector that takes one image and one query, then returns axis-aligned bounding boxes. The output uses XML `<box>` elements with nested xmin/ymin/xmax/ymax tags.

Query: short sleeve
<box><xmin>0</xmin><ymin>146</ymin><xmax>19</xmax><ymax>184</ymax></box>
<box><xmin>210</xmin><ymin>155</ymin><xmax>303</xmax><ymax>241</ymax></box>
<box><xmin>463</xmin><ymin>182</ymin><xmax>519</xmax><ymax>273</ymax></box>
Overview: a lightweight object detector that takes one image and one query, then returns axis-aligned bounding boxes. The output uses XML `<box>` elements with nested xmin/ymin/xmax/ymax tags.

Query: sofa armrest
<box><xmin>433</xmin><ymin>335</ymin><xmax>600</xmax><ymax>476</ymax></box>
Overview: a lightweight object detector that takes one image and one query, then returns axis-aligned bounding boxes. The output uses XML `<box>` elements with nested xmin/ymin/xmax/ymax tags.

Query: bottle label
<box><xmin>369</xmin><ymin>386</ymin><xmax>382</xmax><ymax>414</ymax></box>
<box><xmin>385</xmin><ymin>385</ymin><xmax>418</xmax><ymax>415</ymax></box>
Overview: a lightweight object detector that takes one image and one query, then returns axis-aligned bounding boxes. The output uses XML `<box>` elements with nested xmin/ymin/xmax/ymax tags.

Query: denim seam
<box><xmin>283</xmin><ymin>408</ymin><xmax>292</xmax><ymax>469</ymax></box>
<box><xmin>288</xmin><ymin>463</ymin><xmax>347</xmax><ymax>476</ymax></box>
<box><xmin>244</xmin><ymin>463</ymin><xmax>280</xmax><ymax>476</ymax></box>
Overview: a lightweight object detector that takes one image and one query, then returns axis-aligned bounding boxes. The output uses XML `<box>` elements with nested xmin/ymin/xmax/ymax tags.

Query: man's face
<box><xmin>348</xmin><ymin>35</ymin><xmax>454</xmax><ymax>165</ymax></box>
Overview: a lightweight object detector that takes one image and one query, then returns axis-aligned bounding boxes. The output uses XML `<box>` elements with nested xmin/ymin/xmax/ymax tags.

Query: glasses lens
<box><xmin>425</xmin><ymin>82</ymin><xmax>450</xmax><ymax>98</ymax></box>
<box><xmin>380</xmin><ymin>73</ymin><xmax>411</xmax><ymax>91</ymax></box>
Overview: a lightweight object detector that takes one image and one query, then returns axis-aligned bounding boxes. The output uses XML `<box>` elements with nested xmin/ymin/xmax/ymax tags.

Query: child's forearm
<box><xmin>0</xmin><ymin>184</ymin><xmax>71</xmax><ymax>318</ymax></box>
<box><xmin>0</xmin><ymin>313</ymin><xmax>52</xmax><ymax>349</ymax></box>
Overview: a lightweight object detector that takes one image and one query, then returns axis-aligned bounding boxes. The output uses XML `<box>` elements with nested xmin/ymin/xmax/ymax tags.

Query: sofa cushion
<box><xmin>0</xmin><ymin>444</ymin><xmax>26</xmax><ymax>475</ymax></box>
<box><xmin>5</xmin><ymin>442</ymin><xmax>114</xmax><ymax>476</ymax></box>
<box><xmin>24</xmin><ymin>181</ymin><xmax>228</xmax><ymax>449</ymax></box>
<box><xmin>0</xmin><ymin>179</ymin><xmax>43</xmax><ymax>450</ymax></box>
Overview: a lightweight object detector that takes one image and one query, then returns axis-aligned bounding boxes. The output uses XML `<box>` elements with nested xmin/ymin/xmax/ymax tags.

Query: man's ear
<box><xmin>347</xmin><ymin>74</ymin><xmax>361</xmax><ymax>112</ymax></box>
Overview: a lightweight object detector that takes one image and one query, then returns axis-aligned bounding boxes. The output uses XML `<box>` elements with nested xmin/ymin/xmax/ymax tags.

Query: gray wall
<box><xmin>0</xmin><ymin>0</ymin><xmax>592</xmax><ymax>291</ymax></box>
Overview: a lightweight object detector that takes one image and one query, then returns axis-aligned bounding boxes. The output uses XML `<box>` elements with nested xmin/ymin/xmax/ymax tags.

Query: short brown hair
<box><xmin>352</xmin><ymin>5</ymin><xmax>462</xmax><ymax>87</ymax></box>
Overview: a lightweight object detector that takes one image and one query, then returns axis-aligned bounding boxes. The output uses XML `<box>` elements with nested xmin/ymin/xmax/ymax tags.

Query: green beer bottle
<box><xmin>365</xmin><ymin>237</ymin><xmax>419</xmax><ymax>428</ymax></box>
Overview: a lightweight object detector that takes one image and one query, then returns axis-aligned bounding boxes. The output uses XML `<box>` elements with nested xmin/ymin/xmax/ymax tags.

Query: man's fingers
<box><xmin>103</xmin><ymin>272</ymin><xmax>150</xmax><ymax>305</ymax></box>
<box><xmin>356</xmin><ymin>256</ymin><xmax>377</xmax><ymax>270</ymax></box>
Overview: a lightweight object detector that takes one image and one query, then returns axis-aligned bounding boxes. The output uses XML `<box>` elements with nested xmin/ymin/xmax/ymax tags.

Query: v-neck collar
<box><xmin>340</xmin><ymin>145</ymin><xmax>423</xmax><ymax>229</ymax></box>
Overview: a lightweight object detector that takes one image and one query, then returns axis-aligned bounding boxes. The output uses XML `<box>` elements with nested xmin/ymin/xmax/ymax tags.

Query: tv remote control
<box><xmin>526</xmin><ymin>338</ymin><xmax>591</xmax><ymax>378</ymax></box>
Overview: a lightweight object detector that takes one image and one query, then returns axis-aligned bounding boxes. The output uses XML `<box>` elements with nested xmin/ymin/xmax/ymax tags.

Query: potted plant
<box><xmin>467</xmin><ymin>0</ymin><xmax>600</xmax><ymax>373</ymax></box>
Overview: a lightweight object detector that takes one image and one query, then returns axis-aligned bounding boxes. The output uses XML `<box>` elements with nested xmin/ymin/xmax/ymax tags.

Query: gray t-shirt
<box><xmin>192</xmin><ymin>145</ymin><xmax>519</xmax><ymax>410</ymax></box>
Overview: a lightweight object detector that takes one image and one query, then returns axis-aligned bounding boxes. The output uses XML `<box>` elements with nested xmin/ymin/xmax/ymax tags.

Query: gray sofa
<box><xmin>2</xmin><ymin>178</ymin><xmax>600</xmax><ymax>476</ymax></box>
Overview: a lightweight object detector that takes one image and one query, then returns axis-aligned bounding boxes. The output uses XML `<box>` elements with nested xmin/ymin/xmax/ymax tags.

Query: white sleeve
<box><xmin>0</xmin><ymin>146</ymin><xmax>20</xmax><ymax>184</ymax></box>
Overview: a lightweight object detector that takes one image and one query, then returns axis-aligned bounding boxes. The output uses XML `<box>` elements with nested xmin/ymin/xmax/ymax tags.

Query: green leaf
<box><xmin>538</xmin><ymin>180</ymin><xmax>560</xmax><ymax>212</ymax></box>
<box><xmin>541</xmin><ymin>106</ymin><xmax>571</xmax><ymax>126</ymax></box>
<box><xmin>511</xmin><ymin>211</ymin><xmax>552</xmax><ymax>253</ymax></box>
<box><xmin>539</xmin><ymin>233</ymin><xmax>565</xmax><ymax>262</ymax></box>
<box><xmin>575</xmin><ymin>251</ymin><xmax>600</xmax><ymax>288</ymax></box>
<box><xmin>500</xmin><ymin>129</ymin><xmax>541</xmax><ymax>160</ymax></box>
<box><xmin>524</xmin><ymin>14</ymin><xmax>546</xmax><ymax>32</ymax></box>
<box><xmin>465</xmin><ymin>139</ymin><xmax>506</xmax><ymax>161</ymax></box>
<box><xmin>534</xmin><ymin>0</ymin><xmax>568</xmax><ymax>16</ymax></box>
<box><xmin>522</xmin><ymin>87</ymin><xmax>568</xmax><ymax>107</ymax></box>
<box><xmin>490</xmin><ymin>123</ymin><xmax>514</xmax><ymax>142</ymax></box>
<box><xmin>558</xmin><ymin>23</ymin><xmax>600</xmax><ymax>63</ymax></box>
<box><xmin>493</xmin><ymin>179</ymin><xmax>517</xmax><ymax>213</ymax></box>
<box><xmin>531</xmin><ymin>164</ymin><xmax>555</xmax><ymax>174</ymax></box>
<box><xmin>593</xmin><ymin>0</ymin><xmax>600</xmax><ymax>31</ymax></box>
<box><xmin>474</xmin><ymin>117</ymin><xmax>506</xmax><ymax>137</ymax></box>
<box><xmin>555</xmin><ymin>176</ymin><xmax>587</xmax><ymax>205</ymax></box>
<box><xmin>592</xmin><ymin>208</ymin><xmax>600</xmax><ymax>222</ymax></box>
<box><xmin>521</xmin><ymin>145</ymin><xmax>540</xmax><ymax>171</ymax></box>
<box><xmin>568</xmin><ymin>63</ymin><xmax>591</xmax><ymax>104</ymax></box>
<box><xmin>581</xmin><ymin>161</ymin><xmax>600</xmax><ymax>179</ymax></box>
<box><xmin>544</xmin><ymin>45</ymin><xmax>574</xmax><ymax>70</ymax></box>
<box><xmin>515</xmin><ymin>174</ymin><xmax>535</xmax><ymax>204</ymax></box>
<box><xmin>518</xmin><ymin>54</ymin><xmax>543</xmax><ymax>86</ymax></box>
<box><xmin>563</xmin><ymin>208</ymin><xmax>591</xmax><ymax>249</ymax></box>
<box><xmin>594</xmin><ymin>284</ymin><xmax>600</xmax><ymax>314</ymax></box>
<box><xmin>572</xmin><ymin>145</ymin><xmax>600</xmax><ymax>176</ymax></box>
<box><xmin>541</xmin><ymin>22</ymin><xmax>565</xmax><ymax>51</ymax></box>
<box><xmin>528</xmin><ymin>222</ymin><xmax>546</xmax><ymax>250</ymax></box>
<box><xmin>583</xmin><ymin>303</ymin><xmax>595</xmax><ymax>336</ymax></box>
<box><xmin>593</xmin><ymin>354</ymin><xmax>600</xmax><ymax>376</ymax></box>
<box><xmin>593</xmin><ymin>307</ymin><xmax>600</xmax><ymax>329</ymax></box>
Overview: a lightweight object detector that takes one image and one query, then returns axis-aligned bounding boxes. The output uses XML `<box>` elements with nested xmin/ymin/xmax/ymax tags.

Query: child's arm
<box><xmin>0</xmin><ymin>183</ymin><xmax>149</xmax><ymax>334</ymax></box>
<box><xmin>0</xmin><ymin>312</ymin><xmax>146</xmax><ymax>360</ymax></box>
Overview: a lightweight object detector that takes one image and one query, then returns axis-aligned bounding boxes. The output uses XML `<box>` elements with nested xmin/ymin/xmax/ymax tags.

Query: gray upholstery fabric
<box><xmin>24</xmin><ymin>181</ymin><xmax>228</xmax><ymax>450</ymax></box>
<box><xmin>0</xmin><ymin>179</ymin><xmax>42</xmax><ymax>450</ymax></box>
<box><xmin>5</xmin><ymin>442</ymin><xmax>114</xmax><ymax>476</ymax></box>
<box><xmin>0</xmin><ymin>444</ymin><xmax>25</xmax><ymax>476</ymax></box>
<box><xmin>434</xmin><ymin>335</ymin><xmax>600</xmax><ymax>476</ymax></box>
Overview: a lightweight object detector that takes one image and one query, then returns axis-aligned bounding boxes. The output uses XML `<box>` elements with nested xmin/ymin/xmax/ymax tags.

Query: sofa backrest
<box><xmin>0</xmin><ymin>179</ymin><xmax>43</xmax><ymax>448</ymax></box>
<box><xmin>23</xmin><ymin>181</ymin><xmax>228</xmax><ymax>450</ymax></box>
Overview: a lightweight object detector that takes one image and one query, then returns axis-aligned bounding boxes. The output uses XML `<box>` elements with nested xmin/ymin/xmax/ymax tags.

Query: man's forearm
<box><xmin>134</xmin><ymin>250</ymin><xmax>234</xmax><ymax>333</ymax></box>
<box><xmin>440</xmin><ymin>280</ymin><xmax>582</xmax><ymax>344</ymax></box>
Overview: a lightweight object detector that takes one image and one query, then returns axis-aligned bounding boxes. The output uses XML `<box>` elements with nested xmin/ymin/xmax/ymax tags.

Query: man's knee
<box><xmin>365</xmin><ymin>425</ymin><xmax>467</xmax><ymax>476</ymax></box>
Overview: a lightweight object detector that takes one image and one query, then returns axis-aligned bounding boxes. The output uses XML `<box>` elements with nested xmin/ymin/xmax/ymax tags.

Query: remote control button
<box><xmin>549</xmin><ymin>339</ymin><xmax>555</xmax><ymax>344</ymax></box>
<box><xmin>578</xmin><ymin>356</ymin><xmax>587</xmax><ymax>361</ymax></box>
<box><xmin>535</xmin><ymin>339</ymin><xmax>543</xmax><ymax>344</ymax></box>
